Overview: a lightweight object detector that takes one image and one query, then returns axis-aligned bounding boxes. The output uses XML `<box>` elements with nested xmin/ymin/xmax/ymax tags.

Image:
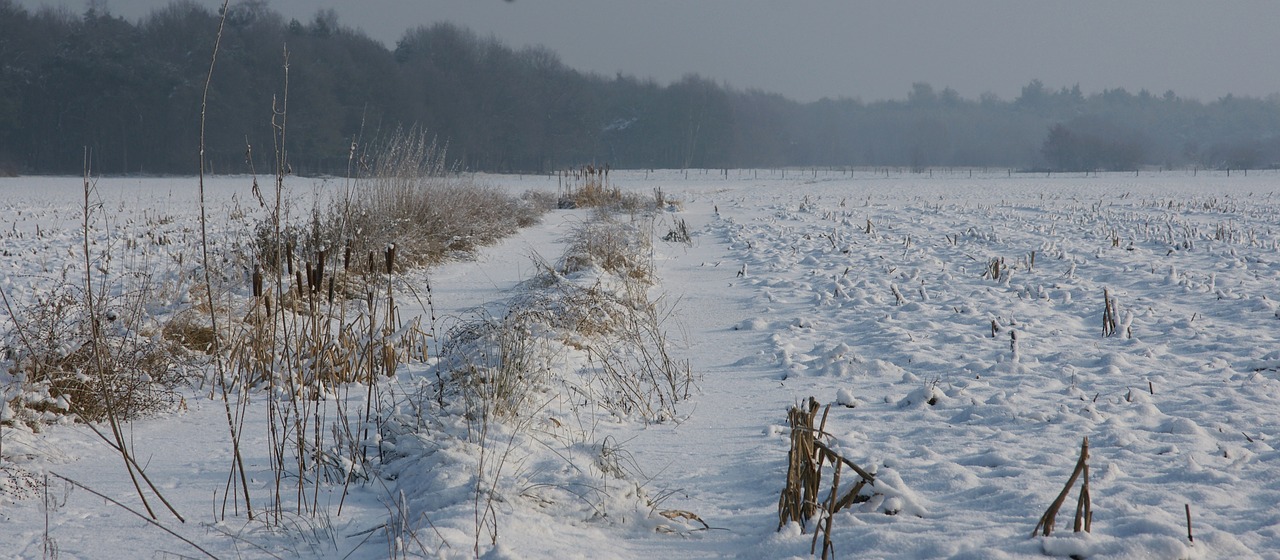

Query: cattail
<box><xmin>251</xmin><ymin>264</ymin><xmax>263</xmax><ymax>298</ymax></box>
<box><xmin>385</xmin><ymin>243</ymin><xmax>396</xmax><ymax>273</ymax></box>
<box><xmin>285</xmin><ymin>240</ymin><xmax>294</xmax><ymax>275</ymax></box>
<box><xmin>316</xmin><ymin>248</ymin><xmax>327</xmax><ymax>288</ymax></box>
<box><xmin>343</xmin><ymin>240</ymin><xmax>351</xmax><ymax>271</ymax></box>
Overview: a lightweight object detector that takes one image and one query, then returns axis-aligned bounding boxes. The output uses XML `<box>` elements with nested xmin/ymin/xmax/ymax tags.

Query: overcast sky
<box><xmin>16</xmin><ymin>0</ymin><xmax>1280</xmax><ymax>103</ymax></box>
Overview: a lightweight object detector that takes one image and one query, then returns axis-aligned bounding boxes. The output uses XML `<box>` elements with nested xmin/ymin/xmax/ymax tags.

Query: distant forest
<box><xmin>5</xmin><ymin>0</ymin><xmax>1280</xmax><ymax>175</ymax></box>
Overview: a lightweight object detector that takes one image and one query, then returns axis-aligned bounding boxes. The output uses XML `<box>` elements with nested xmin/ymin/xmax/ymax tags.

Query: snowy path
<box><xmin>612</xmin><ymin>199</ymin><xmax>794</xmax><ymax>558</ymax></box>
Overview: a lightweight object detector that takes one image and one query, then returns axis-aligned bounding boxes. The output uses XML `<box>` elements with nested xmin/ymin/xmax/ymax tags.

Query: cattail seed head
<box><xmin>252</xmin><ymin>265</ymin><xmax>263</xmax><ymax>298</ymax></box>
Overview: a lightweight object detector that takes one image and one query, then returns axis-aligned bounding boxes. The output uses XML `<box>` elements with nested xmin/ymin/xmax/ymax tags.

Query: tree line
<box><xmin>4</xmin><ymin>0</ymin><xmax>1280</xmax><ymax>176</ymax></box>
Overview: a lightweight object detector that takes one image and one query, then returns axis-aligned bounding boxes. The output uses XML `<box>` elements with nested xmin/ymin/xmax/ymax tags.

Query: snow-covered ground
<box><xmin>3</xmin><ymin>170</ymin><xmax>1280</xmax><ymax>558</ymax></box>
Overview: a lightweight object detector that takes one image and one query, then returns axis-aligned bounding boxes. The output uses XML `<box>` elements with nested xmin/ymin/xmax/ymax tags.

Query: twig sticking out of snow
<box><xmin>1102</xmin><ymin>288</ymin><xmax>1118</xmax><ymax>337</ymax></box>
<box><xmin>1032</xmin><ymin>436</ymin><xmax>1092</xmax><ymax>537</ymax></box>
<box><xmin>48</xmin><ymin>472</ymin><xmax>219</xmax><ymax>560</ymax></box>
<box><xmin>1186</xmin><ymin>503</ymin><xmax>1195</xmax><ymax>543</ymax></box>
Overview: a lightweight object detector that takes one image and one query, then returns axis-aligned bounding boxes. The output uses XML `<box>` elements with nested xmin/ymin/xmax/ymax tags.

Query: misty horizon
<box><xmin>12</xmin><ymin>0</ymin><xmax>1280</xmax><ymax>104</ymax></box>
<box><xmin>5</xmin><ymin>1</ymin><xmax>1280</xmax><ymax>176</ymax></box>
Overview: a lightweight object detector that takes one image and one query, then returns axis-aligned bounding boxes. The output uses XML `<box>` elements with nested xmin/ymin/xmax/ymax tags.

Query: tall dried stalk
<box><xmin>80</xmin><ymin>153</ymin><xmax>158</xmax><ymax>521</ymax></box>
<box><xmin>197</xmin><ymin>0</ymin><xmax>254</xmax><ymax>521</ymax></box>
<box><xmin>1102</xmin><ymin>288</ymin><xmax>1118</xmax><ymax>337</ymax></box>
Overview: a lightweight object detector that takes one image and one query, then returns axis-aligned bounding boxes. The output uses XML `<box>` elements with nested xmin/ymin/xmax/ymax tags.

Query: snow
<box><xmin>4</xmin><ymin>169</ymin><xmax>1280</xmax><ymax>558</ymax></box>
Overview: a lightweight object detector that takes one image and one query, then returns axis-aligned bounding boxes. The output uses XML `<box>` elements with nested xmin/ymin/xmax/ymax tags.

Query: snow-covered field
<box><xmin>3</xmin><ymin>170</ymin><xmax>1280</xmax><ymax>558</ymax></box>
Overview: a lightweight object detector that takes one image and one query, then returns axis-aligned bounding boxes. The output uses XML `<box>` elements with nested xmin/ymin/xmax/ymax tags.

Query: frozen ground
<box><xmin>3</xmin><ymin>170</ymin><xmax>1280</xmax><ymax>558</ymax></box>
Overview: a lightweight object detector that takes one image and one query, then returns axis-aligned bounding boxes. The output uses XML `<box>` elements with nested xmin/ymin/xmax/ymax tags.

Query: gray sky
<box><xmin>17</xmin><ymin>0</ymin><xmax>1280</xmax><ymax>103</ymax></box>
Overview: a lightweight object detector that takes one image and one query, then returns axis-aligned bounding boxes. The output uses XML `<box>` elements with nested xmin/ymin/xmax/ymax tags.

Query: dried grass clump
<box><xmin>257</xmin><ymin>128</ymin><xmax>545</xmax><ymax>277</ymax></box>
<box><xmin>559</xmin><ymin>215</ymin><xmax>654</xmax><ymax>283</ymax></box>
<box><xmin>438</xmin><ymin>308</ymin><xmax>553</xmax><ymax>421</ymax></box>
<box><xmin>521</xmin><ymin>190</ymin><xmax>560</xmax><ymax>215</ymax></box>
<box><xmin>3</xmin><ymin>286</ymin><xmax>188</xmax><ymax>425</ymax></box>
<box><xmin>557</xmin><ymin>166</ymin><xmax>651</xmax><ymax>212</ymax></box>
<box><xmin>162</xmin><ymin>310</ymin><xmax>217</xmax><ymax>353</ymax></box>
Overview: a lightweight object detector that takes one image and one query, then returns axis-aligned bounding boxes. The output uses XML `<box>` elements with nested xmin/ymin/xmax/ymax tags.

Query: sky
<box><xmin>16</xmin><ymin>0</ymin><xmax>1280</xmax><ymax>103</ymax></box>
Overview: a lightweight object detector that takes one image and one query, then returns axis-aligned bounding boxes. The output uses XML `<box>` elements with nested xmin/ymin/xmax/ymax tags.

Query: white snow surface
<box><xmin>3</xmin><ymin>170</ymin><xmax>1280</xmax><ymax>558</ymax></box>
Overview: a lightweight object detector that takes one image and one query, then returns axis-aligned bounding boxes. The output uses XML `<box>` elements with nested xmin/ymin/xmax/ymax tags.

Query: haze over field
<box><xmin>6</xmin><ymin>0</ymin><xmax>1280</xmax><ymax>176</ymax></box>
<box><xmin>16</xmin><ymin>0</ymin><xmax>1280</xmax><ymax>103</ymax></box>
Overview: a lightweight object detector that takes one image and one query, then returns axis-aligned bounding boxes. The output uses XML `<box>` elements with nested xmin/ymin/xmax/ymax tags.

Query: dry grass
<box><xmin>260</xmin><ymin>129</ymin><xmax>545</xmax><ymax>278</ymax></box>
<box><xmin>558</xmin><ymin>214</ymin><xmax>655</xmax><ymax>283</ymax></box>
<box><xmin>434</xmin><ymin>213</ymin><xmax>691</xmax><ymax>426</ymax></box>
<box><xmin>556</xmin><ymin>166</ymin><xmax>658</xmax><ymax>213</ymax></box>
<box><xmin>439</xmin><ymin>307</ymin><xmax>551</xmax><ymax>421</ymax></box>
<box><xmin>162</xmin><ymin>310</ymin><xmax>218</xmax><ymax>353</ymax></box>
<box><xmin>661</xmin><ymin>218</ymin><xmax>692</xmax><ymax>245</ymax></box>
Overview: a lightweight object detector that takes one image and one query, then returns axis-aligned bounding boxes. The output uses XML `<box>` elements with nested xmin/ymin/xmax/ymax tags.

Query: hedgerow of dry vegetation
<box><xmin>436</xmin><ymin>212</ymin><xmax>691</xmax><ymax>425</ymax></box>
<box><xmin>260</xmin><ymin>130</ymin><xmax>544</xmax><ymax>276</ymax></box>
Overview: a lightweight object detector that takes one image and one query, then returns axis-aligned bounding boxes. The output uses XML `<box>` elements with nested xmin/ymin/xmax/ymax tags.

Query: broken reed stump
<box><xmin>1185</xmin><ymin>503</ymin><xmax>1194</xmax><ymax>543</ymax></box>
<box><xmin>1033</xmin><ymin>436</ymin><xmax>1092</xmax><ymax>537</ymax></box>
<box><xmin>1102</xmin><ymin>288</ymin><xmax>1118</xmax><ymax>337</ymax></box>
<box><xmin>778</xmin><ymin>397</ymin><xmax>878</xmax><ymax>560</ymax></box>
<box><xmin>779</xmin><ymin>397</ymin><xmax>824</xmax><ymax>529</ymax></box>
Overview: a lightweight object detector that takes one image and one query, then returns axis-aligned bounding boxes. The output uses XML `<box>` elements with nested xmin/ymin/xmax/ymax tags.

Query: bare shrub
<box><xmin>2</xmin><ymin>283</ymin><xmax>188</xmax><ymax>424</ymax></box>
<box><xmin>439</xmin><ymin>308</ymin><xmax>553</xmax><ymax>421</ymax></box>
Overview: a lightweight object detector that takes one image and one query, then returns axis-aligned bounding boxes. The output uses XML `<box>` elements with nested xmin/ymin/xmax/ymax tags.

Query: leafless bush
<box><xmin>439</xmin><ymin>308</ymin><xmax>553</xmax><ymax>421</ymax></box>
<box><xmin>2</xmin><ymin>279</ymin><xmax>189</xmax><ymax>425</ymax></box>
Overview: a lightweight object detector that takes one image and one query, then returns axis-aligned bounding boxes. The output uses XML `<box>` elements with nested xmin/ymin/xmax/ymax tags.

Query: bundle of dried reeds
<box><xmin>778</xmin><ymin>397</ymin><xmax>878</xmax><ymax>559</ymax></box>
